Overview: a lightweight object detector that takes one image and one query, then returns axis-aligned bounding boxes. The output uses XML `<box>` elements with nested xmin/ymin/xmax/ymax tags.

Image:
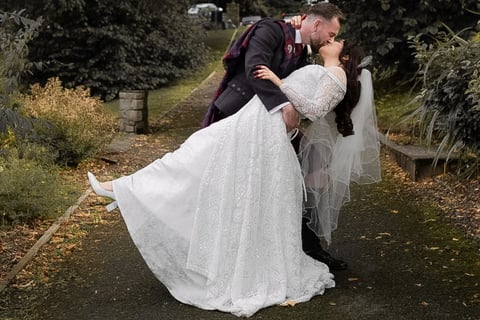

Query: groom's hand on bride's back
<box><xmin>282</xmin><ymin>104</ymin><xmax>300</xmax><ymax>132</ymax></box>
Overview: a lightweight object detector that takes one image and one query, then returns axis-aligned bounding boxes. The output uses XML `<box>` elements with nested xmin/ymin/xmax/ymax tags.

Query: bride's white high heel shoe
<box><xmin>87</xmin><ymin>172</ymin><xmax>118</xmax><ymax>212</ymax></box>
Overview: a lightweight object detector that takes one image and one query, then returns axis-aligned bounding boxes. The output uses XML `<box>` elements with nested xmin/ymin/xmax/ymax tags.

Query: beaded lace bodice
<box><xmin>280</xmin><ymin>65</ymin><xmax>346</xmax><ymax>121</ymax></box>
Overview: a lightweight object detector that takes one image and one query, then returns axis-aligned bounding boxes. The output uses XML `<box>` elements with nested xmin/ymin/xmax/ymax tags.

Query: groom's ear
<box><xmin>313</xmin><ymin>18</ymin><xmax>322</xmax><ymax>32</ymax></box>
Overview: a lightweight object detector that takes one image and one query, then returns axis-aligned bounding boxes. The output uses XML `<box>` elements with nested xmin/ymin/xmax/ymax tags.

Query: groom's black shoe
<box><xmin>301</xmin><ymin>217</ymin><xmax>348</xmax><ymax>270</ymax></box>
<box><xmin>304</xmin><ymin>247</ymin><xmax>348</xmax><ymax>271</ymax></box>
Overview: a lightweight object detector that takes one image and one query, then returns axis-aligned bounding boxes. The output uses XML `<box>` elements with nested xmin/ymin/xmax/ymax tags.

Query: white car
<box><xmin>282</xmin><ymin>12</ymin><xmax>299</xmax><ymax>23</ymax></box>
<box><xmin>188</xmin><ymin>3</ymin><xmax>221</xmax><ymax>15</ymax></box>
<box><xmin>240</xmin><ymin>16</ymin><xmax>262</xmax><ymax>26</ymax></box>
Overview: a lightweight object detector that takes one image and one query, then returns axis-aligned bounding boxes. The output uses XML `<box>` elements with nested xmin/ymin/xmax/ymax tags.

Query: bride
<box><xmin>88</xmin><ymin>40</ymin><xmax>380</xmax><ymax>317</ymax></box>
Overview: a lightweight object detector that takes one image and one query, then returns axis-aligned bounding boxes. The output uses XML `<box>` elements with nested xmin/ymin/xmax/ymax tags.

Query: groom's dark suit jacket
<box><xmin>202</xmin><ymin>18</ymin><xmax>307</xmax><ymax>126</ymax></box>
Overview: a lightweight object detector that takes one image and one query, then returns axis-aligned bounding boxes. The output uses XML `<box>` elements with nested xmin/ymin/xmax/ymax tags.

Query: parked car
<box><xmin>281</xmin><ymin>12</ymin><xmax>300</xmax><ymax>23</ymax></box>
<box><xmin>188</xmin><ymin>2</ymin><xmax>219</xmax><ymax>15</ymax></box>
<box><xmin>188</xmin><ymin>2</ymin><xmax>225</xmax><ymax>29</ymax></box>
<box><xmin>240</xmin><ymin>16</ymin><xmax>262</xmax><ymax>26</ymax></box>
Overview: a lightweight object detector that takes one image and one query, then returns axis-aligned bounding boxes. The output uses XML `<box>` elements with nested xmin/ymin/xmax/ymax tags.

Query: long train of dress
<box><xmin>112</xmin><ymin>90</ymin><xmax>335</xmax><ymax>316</ymax></box>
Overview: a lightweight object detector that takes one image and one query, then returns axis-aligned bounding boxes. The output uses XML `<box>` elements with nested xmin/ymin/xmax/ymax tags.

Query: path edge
<box><xmin>0</xmin><ymin>189</ymin><xmax>92</xmax><ymax>292</ymax></box>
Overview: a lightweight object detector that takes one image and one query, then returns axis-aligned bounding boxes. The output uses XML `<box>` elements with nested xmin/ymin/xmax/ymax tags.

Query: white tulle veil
<box><xmin>298</xmin><ymin>67</ymin><xmax>382</xmax><ymax>245</ymax></box>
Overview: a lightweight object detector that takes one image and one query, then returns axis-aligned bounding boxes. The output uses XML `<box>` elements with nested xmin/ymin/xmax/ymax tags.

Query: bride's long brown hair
<box><xmin>334</xmin><ymin>41</ymin><xmax>364</xmax><ymax>137</ymax></box>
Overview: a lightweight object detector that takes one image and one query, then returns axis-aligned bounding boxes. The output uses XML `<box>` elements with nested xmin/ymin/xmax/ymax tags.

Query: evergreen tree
<box><xmin>336</xmin><ymin>0</ymin><xmax>480</xmax><ymax>79</ymax></box>
<box><xmin>3</xmin><ymin>0</ymin><xmax>208</xmax><ymax>100</ymax></box>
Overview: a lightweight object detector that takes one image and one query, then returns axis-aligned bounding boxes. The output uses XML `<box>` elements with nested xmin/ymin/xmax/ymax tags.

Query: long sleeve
<box><xmin>279</xmin><ymin>66</ymin><xmax>346</xmax><ymax>121</ymax></box>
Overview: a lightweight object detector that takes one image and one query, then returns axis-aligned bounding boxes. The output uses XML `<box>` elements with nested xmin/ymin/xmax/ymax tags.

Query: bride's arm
<box><xmin>281</xmin><ymin>73</ymin><xmax>345</xmax><ymax>121</ymax></box>
<box><xmin>255</xmin><ymin>65</ymin><xmax>346</xmax><ymax>121</ymax></box>
<box><xmin>254</xmin><ymin>65</ymin><xmax>282</xmax><ymax>87</ymax></box>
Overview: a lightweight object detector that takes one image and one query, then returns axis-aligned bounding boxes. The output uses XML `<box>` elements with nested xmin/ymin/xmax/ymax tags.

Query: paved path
<box><xmin>1</xmin><ymin>73</ymin><xmax>479</xmax><ymax>320</ymax></box>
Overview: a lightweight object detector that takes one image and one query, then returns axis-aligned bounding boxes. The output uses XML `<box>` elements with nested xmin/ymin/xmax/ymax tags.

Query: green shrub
<box><xmin>20</xmin><ymin>77</ymin><xmax>116</xmax><ymax>166</ymax></box>
<box><xmin>0</xmin><ymin>10</ymin><xmax>43</xmax><ymax>107</ymax></box>
<box><xmin>409</xmin><ymin>29</ymin><xmax>480</xmax><ymax>174</ymax></box>
<box><xmin>1</xmin><ymin>127</ymin><xmax>58</xmax><ymax>167</ymax></box>
<box><xmin>0</xmin><ymin>145</ymin><xmax>64</xmax><ymax>225</ymax></box>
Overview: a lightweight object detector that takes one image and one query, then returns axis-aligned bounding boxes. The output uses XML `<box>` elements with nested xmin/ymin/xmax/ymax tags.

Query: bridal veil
<box><xmin>299</xmin><ymin>68</ymin><xmax>382</xmax><ymax>245</ymax></box>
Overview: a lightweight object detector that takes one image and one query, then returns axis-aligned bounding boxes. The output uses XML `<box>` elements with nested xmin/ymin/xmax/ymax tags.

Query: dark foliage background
<box><xmin>3</xmin><ymin>0</ymin><xmax>209</xmax><ymax>101</ymax></box>
<box><xmin>191</xmin><ymin>0</ymin><xmax>306</xmax><ymax>18</ymax></box>
<box><xmin>334</xmin><ymin>0</ymin><xmax>480</xmax><ymax>79</ymax></box>
<box><xmin>198</xmin><ymin>0</ymin><xmax>480</xmax><ymax>81</ymax></box>
<box><xmin>6</xmin><ymin>0</ymin><xmax>479</xmax><ymax>97</ymax></box>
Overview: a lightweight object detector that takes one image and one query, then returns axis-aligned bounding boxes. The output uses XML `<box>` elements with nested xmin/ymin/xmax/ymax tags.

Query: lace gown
<box><xmin>112</xmin><ymin>65</ymin><xmax>346</xmax><ymax>317</ymax></box>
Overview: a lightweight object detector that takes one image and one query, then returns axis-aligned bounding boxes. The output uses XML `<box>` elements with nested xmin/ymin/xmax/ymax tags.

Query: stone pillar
<box><xmin>119</xmin><ymin>90</ymin><xmax>148</xmax><ymax>134</ymax></box>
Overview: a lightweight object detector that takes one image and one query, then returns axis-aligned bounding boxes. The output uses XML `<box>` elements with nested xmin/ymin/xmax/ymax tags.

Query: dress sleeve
<box><xmin>279</xmin><ymin>70</ymin><xmax>346</xmax><ymax>121</ymax></box>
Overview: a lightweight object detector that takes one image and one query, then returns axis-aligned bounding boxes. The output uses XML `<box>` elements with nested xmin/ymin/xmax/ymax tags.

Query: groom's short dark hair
<box><xmin>308</xmin><ymin>2</ymin><xmax>345</xmax><ymax>21</ymax></box>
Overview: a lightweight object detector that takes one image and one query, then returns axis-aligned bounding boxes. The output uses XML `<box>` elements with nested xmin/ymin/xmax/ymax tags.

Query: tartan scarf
<box><xmin>201</xmin><ymin>18</ymin><xmax>298</xmax><ymax>127</ymax></box>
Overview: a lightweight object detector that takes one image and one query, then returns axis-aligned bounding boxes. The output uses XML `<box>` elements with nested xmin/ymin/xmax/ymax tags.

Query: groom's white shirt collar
<box><xmin>295</xmin><ymin>30</ymin><xmax>302</xmax><ymax>45</ymax></box>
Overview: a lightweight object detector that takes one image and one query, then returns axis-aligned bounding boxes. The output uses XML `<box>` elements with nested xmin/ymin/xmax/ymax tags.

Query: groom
<box><xmin>202</xmin><ymin>2</ymin><xmax>348</xmax><ymax>270</ymax></box>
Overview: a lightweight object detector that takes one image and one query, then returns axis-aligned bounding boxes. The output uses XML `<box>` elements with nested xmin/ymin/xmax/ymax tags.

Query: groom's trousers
<box><xmin>290</xmin><ymin>130</ymin><xmax>323</xmax><ymax>252</ymax></box>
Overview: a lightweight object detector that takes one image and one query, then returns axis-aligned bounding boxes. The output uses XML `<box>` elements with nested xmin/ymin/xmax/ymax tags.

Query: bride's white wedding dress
<box><xmin>110</xmin><ymin>65</ymin><xmax>347</xmax><ymax>317</ymax></box>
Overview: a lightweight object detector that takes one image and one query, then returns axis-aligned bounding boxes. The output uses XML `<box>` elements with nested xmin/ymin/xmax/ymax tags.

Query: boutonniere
<box><xmin>287</xmin><ymin>44</ymin><xmax>294</xmax><ymax>55</ymax></box>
